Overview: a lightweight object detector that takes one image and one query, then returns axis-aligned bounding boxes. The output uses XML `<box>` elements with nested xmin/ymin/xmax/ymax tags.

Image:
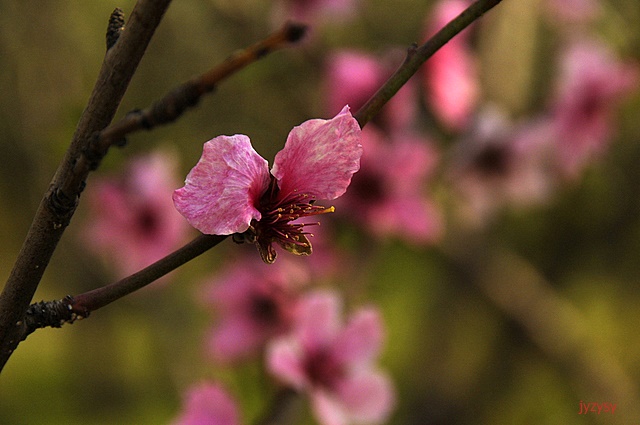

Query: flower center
<box><xmin>249</xmin><ymin>282</ymin><xmax>294</xmax><ymax>330</ymax></box>
<box><xmin>348</xmin><ymin>170</ymin><xmax>385</xmax><ymax>203</ymax></box>
<box><xmin>473</xmin><ymin>143</ymin><xmax>512</xmax><ymax>178</ymax></box>
<box><xmin>235</xmin><ymin>177</ymin><xmax>334</xmax><ymax>264</ymax></box>
<box><xmin>304</xmin><ymin>348</ymin><xmax>345</xmax><ymax>390</ymax></box>
<box><xmin>136</xmin><ymin>205</ymin><xmax>160</xmax><ymax>237</ymax></box>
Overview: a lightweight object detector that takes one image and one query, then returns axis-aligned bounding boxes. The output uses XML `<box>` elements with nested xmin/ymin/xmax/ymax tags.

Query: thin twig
<box><xmin>0</xmin><ymin>0</ymin><xmax>172</xmax><ymax>373</ymax></box>
<box><xmin>59</xmin><ymin>21</ymin><xmax>308</xmax><ymax>200</ymax></box>
<box><xmin>70</xmin><ymin>234</ymin><xmax>227</xmax><ymax>315</ymax></box>
<box><xmin>354</xmin><ymin>0</ymin><xmax>503</xmax><ymax>127</ymax></box>
<box><xmin>1</xmin><ymin>0</ymin><xmax>503</xmax><ymax>376</ymax></box>
<box><xmin>21</xmin><ymin>234</ymin><xmax>228</xmax><ymax>338</ymax></box>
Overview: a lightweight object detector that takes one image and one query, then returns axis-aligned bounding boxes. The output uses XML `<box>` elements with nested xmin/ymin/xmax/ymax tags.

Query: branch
<box><xmin>22</xmin><ymin>234</ymin><xmax>228</xmax><ymax>337</ymax></box>
<box><xmin>59</xmin><ymin>21</ymin><xmax>307</xmax><ymax>199</ymax></box>
<box><xmin>0</xmin><ymin>0</ymin><xmax>172</xmax><ymax>372</ymax></box>
<box><xmin>354</xmin><ymin>0</ymin><xmax>503</xmax><ymax>127</ymax></box>
<box><xmin>0</xmin><ymin>16</ymin><xmax>306</xmax><ymax>372</ymax></box>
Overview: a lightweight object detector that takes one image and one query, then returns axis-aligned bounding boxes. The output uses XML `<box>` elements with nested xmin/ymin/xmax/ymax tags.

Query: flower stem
<box><xmin>354</xmin><ymin>0</ymin><xmax>503</xmax><ymax>128</ymax></box>
<box><xmin>71</xmin><ymin>234</ymin><xmax>227</xmax><ymax>314</ymax></box>
<box><xmin>21</xmin><ymin>234</ymin><xmax>228</xmax><ymax>337</ymax></box>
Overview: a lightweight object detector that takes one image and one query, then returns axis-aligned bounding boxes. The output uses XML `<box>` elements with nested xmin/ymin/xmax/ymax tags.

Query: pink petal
<box><xmin>424</xmin><ymin>0</ymin><xmax>478</xmax><ymax>131</ymax></box>
<box><xmin>311</xmin><ymin>390</ymin><xmax>349</xmax><ymax>425</ymax></box>
<box><xmin>335</xmin><ymin>370</ymin><xmax>396</xmax><ymax>424</ymax></box>
<box><xmin>271</xmin><ymin>106</ymin><xmax>362</xmax><ymax>201</ymax></box>
<box><xmin>550</xmin><ymin>41</ymin><xmax>639</xmax><ymax>177</ymax></box>
<box><xmin>266</xmin><ymin>337</ymin><xmax>308</xmax><ymax>390</ymax></box>
<box><xmin>325</xmin><ymin>52</ymin><xmax>381</xmax><ymax>118</ymax></box>
<box><xmin>367</xmin><ymin>197</ymin><xmax>444</xmax><ymax>244</ymax></box>
<box><xmin>172</xmin><ymin>382</ymin><xmax>239</xmax><ymax>425</ymax></box>
<box><xmin>325</xmin><ymin>51</ymin><xmax>418</xmax><ymax>133</ymax></box>
<box><xmin>173</xmin><ymin>135</ymin><xmax>270</xmax><ymax>235</ymax></box>
<box><xmin>332</xmin><ymin>308</ymin><xmax>384</xmax><ymax>366</ymax></box>
<box><xmin>207</xmin><ymin>317</ymin><xmax>263</xmax><ymax>363</ymax></box>
<box><xmin>204</xmin><ymin>275</ymin><xmax>253</xmax><ymax>313</ymax></box>
<box><xmin>297</xmin><ymin>291</ymin><xmax>342</xmax><ymax>352</ymax></box>
<box><xmin>83</xmin><ymin>151</ymin><xmax>189</xmax><ymax>278</ymax></box>
<box><xmin>546</xmin><ymin>0</ymin><xmax>600</xmax><ymax>23</ymax></box>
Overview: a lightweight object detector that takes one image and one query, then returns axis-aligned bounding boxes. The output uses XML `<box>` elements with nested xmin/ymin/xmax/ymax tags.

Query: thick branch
<box><xmin>354</xmin><ymin>0</ymin><xmax>503</xmax><ymax>127</ymax></box>
<box><xmin>6</xmin><ymin>22</ymin><xmax>307</xmax><ymax>352</ymax></box>
<box><xmin>0</xmin><ymin>0</ymin><xmax>172</xmax><ymax>372</ymax></box>
<box><xmin>0</xmin><ymin>13</ymin><xmax>306</xmax><ymax>372</ymax></box>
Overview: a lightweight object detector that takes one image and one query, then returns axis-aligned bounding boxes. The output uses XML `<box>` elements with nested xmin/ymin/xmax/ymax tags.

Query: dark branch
<box><xmin>56</xmin><ymin>21</ymin><xmax>308</xmax><ymax>216</ymax></box>
<box><xmin>0</xmin><ymin>0</ymin><xmax>173</xmax><ymax>373</ymax></box>
<box><xmin>354</xmin><ymin>0</ymin><xmax>503</xmax><ymax>127</ymax></box>
<box><xmin>3</xmin><ymin>21</ymin><xmax>307</xmax><ymax>356</ymax></box>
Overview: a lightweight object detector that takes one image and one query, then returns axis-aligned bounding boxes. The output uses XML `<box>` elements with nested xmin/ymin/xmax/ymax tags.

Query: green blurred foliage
<box><xmin>1</xmin><ymin>0</ymin><xmax>640</xmax><ymax>424</ymax></box>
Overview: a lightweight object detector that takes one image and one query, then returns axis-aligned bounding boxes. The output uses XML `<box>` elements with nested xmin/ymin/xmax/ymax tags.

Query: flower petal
<box><xmin>332</xmin><ymin>307</ymin><xmax>384</xmax><ymax>366</ymax></box>
<box><xmin>297</xmin><ymin>290</ymin><xmax>342</xmax><ymax>352</ymax></box>
<box><xmin>206</xmin><ymin>316</ymin><xmax>263</xmax><ymax>363</ymax></box>
<box><xmin>266</xmin><ymin>337</ymin><xmax>308</xmax><ymax>390</ymax></box>
<box><xmin>335</xmin><ymin>370</ymin><xmax>396</xmax><ymax>424</ymax></box>
<box><xmin>172</xmin><ymin>382</ymin><xmax>239</xmax><ymax>425</ymax></box>
<box><xmin>311</xmin><ymin>390</ymin><xmax>349</xmax><ymax>425</ymax></box>
<box><xmin>271</xmin><ymin>106</ymin><xmax>362</xmax><ymax>201</ymax></box>
<box><xmin>173</xmin><ymin>135</ymin><xmax>270</xmax><ymax>235</ymax></box>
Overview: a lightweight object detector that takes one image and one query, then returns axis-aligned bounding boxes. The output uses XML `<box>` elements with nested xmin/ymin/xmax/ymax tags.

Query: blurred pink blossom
<box><xmin>82</xmin><ymin>150</ymin><xmax>189</xmax><ymax>278</ymax></box>
<box><xmin>267</xmin><ymin>290</ymin><xmax>395</xmax><ymax>425</ymax></box>
<box><xmin>545</xmin><ymin>0</ymin><xmax>600</xmax><ymax>24</ymax></box>
<box><xmin>450</xmin><ymin>107</ymin><xmax>553</xmax><ymax>223</ymax></box>
<box><xmin>423</xmin><ymin>0</ymin><xmax>479</xmax><ymax>131</ymax></box>
<box><xmin>336</xmin><ymin>126</ymin><xmax>443</xmax><ymax>244</ymax></box>
<box><xmin>172</xmin><ymin>382</ymin><xmax>239</xmax><ymax>425</ymax></box>
<box><xmin>548</xmin><ymin>40</ymin><xmax>639</xmax><ymax>178</ymax></box>
<box><xmin>325</xmin><ymin>50</ymin><xmax>418</xmax><ymax>133</ymax></box>
<box><xmin>202</xmin><ymin>258</ymin><xmax>308</xmax><ymax>363</ymax></box>
<box><xmin>272</xmin><ymin>0</ymin><xmax>359</xmax><ymax>27</ymax></box>
<box><xmin>173</xmin><ymin>106</ymin><xmax>362</xmax><ymax>264</ymax></box>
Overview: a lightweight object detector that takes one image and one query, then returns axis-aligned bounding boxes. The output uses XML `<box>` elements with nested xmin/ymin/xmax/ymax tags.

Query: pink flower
<box><xmin>272</xmin><ymin>0</ymin><xmax>359</xmax><ymax>27</ymax></box>
<box><xmin>82</xmin><ymin>150</ymin><xmax>190</xmax><ymax>278</ymax></box>
<box><xmin>202</xmin><ymin>257</ymin><xmax>308</xmax><ymax>363</ymax></box>
<box><xmin>336</xmin><ymin>126</ymin><xmax>443</xmax><ymax>244</ymax></box>
<box><xmin>172</xmin><ymin>382</ymin><xmax>239</xmax><ymax>425</ymax></box>
<box><xmin>423</xmin><ymin>0</ymin><xmax>479</xmax><ymax>131</ymax></box>
<box><xmin>449</xmin><ymin>108</ymin><xmax>553</xmax><ymax>223</ymax></box>
<box><xmin>545</xmin><ymin>0</ymin><xmax>600</xmax><ymax>24</ymax></box>
<box><xmin>548</xmin><ymin>40</ymin><xmax>639</xmax><ymax>178</ymax></box>
<box><xmin>267</xmin><ymin>291</ymin><xmax>395</xmax><ymax>425</ymax></box>
<box><xmin>173</xmin><ymin>106</ymin><xmax>362</xmax><ymax>264</ymax></box>
<box><xmin>325</xmin><ymin>50</ymin><xmax>418</xmax><ymax>133</ymax></box>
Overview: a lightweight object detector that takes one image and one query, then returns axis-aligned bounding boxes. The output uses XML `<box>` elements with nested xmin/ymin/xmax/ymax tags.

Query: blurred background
<box><xmin>1</xmin><ymin>0</ymin><xmax>640</xmax><ymax>424</ymax></box>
